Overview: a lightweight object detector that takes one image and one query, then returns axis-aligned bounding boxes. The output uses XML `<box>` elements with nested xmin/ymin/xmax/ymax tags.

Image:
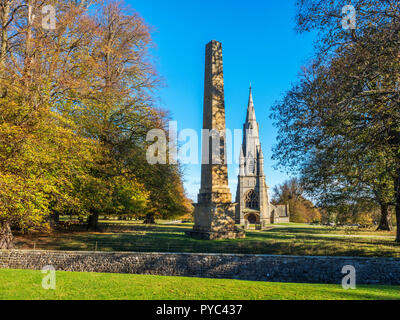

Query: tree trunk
<box><xmin>395</xmin><ymin>171</ymin><xmax>400</xmax><ymax>242</ymax></box>
<box><xmin>143</xmin><ymin>213</ymin><xmax>156</xmax><ymax>224</ymax></box>
<box><xmin>87</xmin><ymin>212</ymin><xmax>99</xmax><ymax>231</ymax></box>
<box><xmin>0</xmin><ymin>221</ymin><xmax>13</xmax><ymax>249</ymax></box>
<box><xmin>0</xmin><ymin>0</ymin><xmax>10</xmax><ymax>98</ymax></box>
<box><xmin>377</xmin><ymin>203</ymin><xmax>392</xmax><ymax>231</ymax></box>
<box><xmin>48</xmin><ymin>212</ymin><xmax>60</xmax><ymax>228</ymax></box>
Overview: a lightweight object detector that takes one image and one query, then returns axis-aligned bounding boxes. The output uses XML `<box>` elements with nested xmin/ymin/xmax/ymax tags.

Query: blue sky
<box><xmin>129</xmin><ymin>0</ymin><xmax>316</xmax><ymax>201</ymax></box>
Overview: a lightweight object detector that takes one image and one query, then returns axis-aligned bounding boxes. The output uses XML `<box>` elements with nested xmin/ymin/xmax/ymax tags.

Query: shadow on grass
<box><xmin>13</xmin><ymin>223</ymin><xmax>400</xmax><ymax>258</ymax></box>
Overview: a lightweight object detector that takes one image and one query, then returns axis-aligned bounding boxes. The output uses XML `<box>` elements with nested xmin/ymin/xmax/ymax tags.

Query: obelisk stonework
<box><xmin>186</xmin><ymin>40</ymin><xmax>245</xmax><ymax>240</ymax></box>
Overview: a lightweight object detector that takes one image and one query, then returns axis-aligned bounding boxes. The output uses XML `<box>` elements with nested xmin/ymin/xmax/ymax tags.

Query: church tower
<box><xmin>235</xmin><ymin>86</ymin><xmax>271</xmax><ymax>228</ymax></box>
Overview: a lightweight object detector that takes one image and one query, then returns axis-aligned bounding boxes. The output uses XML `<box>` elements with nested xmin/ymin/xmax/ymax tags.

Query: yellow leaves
<box><xmin>0</xmin><ymin>0</ymin><xmax>189</xmax><ymax>229</ymax></box>
<box><xmin>0</xmin><ymin>171</ymin><xmax>50</xmax><ymax>227</ymax></box>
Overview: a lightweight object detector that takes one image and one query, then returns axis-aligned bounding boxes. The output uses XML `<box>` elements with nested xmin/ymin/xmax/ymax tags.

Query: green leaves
<box><xmin>271</xmin><ymin>0</ymin><xmax>400</xmax><ymax>228</ymax></box>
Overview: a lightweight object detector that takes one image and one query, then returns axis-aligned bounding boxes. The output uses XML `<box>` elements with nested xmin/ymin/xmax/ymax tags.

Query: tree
<box><xmin>63</xmin><ymin>1</ymin><xmax>163</xmax><ymax>229</ymax></box>
<box><xmin>0</xmin><ymin>0</ymin><xmax>98</xmax><ymax>247</ymax></box>
<box><xmin>141</xmin><ymin>162</ymin><xmax>192</xmax><ymax>224</ymax></box>
<box><xmin>272</xmin><ymin>178</ymin><xmax>321</xmax><ymax>223</ymax></box>
<box><xmin>61</xmin><ymin>1</ymin><xmax>190</xmax><ymax>228</ymax></box>
<box><xmin>272</xmin><ymin>0</ymin><xmax>400</xmax><ymax>236</ymax></box>
<box><xmin>297</xmin><ymin>133</ymin><xmax>396</xmax><ymax>230</ymax></box>
<box><xmin>0</xmin><ymin>0</ymin><xmax>190</xmax><ymax>244</ymax></box>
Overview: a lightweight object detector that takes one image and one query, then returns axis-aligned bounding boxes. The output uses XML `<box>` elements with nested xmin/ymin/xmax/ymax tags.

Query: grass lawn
<box><xmin>0</xmin><ymin>269</ymin><xmax>399</xmax><ymax>300</ymax></box>
<box><xmin>13</xmin><ymin>221</ymin><xmax>400</xmax><ymax>258</ymax></box>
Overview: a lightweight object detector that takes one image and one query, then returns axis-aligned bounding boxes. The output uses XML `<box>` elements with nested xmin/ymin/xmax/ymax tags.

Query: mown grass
<box><xmin>0</xmin><ymin>269</ymin><xmax>399</xmax><ymax>300</ymax></box>
<box><xmin>13</xmin><ymin>221</ymin><xmax>400</xmax><ymax>258</ymax></box>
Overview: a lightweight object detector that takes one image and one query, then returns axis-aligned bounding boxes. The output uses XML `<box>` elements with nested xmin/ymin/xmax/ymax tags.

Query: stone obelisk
<box><xmin>186</xmin><ymin>40</ymin><xmax>245</xmax><ymax>240</ymax></box>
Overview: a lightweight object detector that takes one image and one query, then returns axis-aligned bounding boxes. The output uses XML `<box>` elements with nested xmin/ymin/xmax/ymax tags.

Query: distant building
<box><xmin>235</xmin><ymin>86</ymin><xmax>289</xmax><ymax>228</ymax></box>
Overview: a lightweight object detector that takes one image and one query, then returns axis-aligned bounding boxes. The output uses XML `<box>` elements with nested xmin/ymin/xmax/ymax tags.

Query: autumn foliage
<box><xmin>272</xmin><ymin>1</ymin><xmax>400</xmax><ymax>236</ymax></box>
<box><xmin>0</xmin><ymin>0</ymin><xmax>190</xmax><ymax>247</ymax></box>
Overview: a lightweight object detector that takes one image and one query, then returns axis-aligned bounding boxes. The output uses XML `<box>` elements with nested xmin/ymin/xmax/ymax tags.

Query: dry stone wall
<box><xmin>1</xmin><ymin>250</ymin><xmax>399</xmax><ymax>285</ymax></box>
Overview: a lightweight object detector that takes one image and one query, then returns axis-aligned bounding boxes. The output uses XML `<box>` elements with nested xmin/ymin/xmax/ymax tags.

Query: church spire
<box><xmin>246</xmin><ymin>84</ymin><xmax>256</xmax><ymax>122</ymax></box>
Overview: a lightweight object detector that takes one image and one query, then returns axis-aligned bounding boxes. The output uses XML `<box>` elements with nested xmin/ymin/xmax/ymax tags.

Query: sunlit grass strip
<box><xmin>0</xmin><ymin>269</ymin><xmax>399</xmax><ymax>300</ymax></box>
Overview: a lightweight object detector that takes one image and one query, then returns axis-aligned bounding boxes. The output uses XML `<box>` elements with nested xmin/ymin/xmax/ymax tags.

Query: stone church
<box><xmin>235</xmin><ymin>86</ymin><xmax>289</xmax><ymax>228</ymax></box>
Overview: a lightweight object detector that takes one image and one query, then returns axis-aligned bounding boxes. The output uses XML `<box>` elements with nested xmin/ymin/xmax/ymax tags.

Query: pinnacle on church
<box><xmin>246</xmin><ymin>85</ymin><xmax>257</xmax><ymax>123</ymax></box>
<box><xmin>239</xmin><ymin>147</ymin><xmax>245</xmax><ymax>176</ymax></box>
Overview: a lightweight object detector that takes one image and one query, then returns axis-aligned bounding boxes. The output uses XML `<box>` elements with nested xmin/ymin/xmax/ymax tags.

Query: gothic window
<box><xmin>244</xmin><ymin>190</ymin><xmax>259</xmax><ymax>209</ymax></box>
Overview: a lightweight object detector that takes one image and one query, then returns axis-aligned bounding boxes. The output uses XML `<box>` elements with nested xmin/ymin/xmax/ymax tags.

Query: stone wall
<box><xmin>271</xmin><ymin>204</ymin><xmax>290</xmax><ymax>224</ymax></box>
<box><xmin>1</xmin><ymin>250</ymin><xmax>399</xmax><ymax>285</ymax></box>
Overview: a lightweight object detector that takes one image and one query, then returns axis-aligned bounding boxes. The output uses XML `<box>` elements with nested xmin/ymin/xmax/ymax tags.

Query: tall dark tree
<box><xmin>272</xmin><ymin>0</ymin><xmax>400</xmax><ymax>235</ymax></box>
